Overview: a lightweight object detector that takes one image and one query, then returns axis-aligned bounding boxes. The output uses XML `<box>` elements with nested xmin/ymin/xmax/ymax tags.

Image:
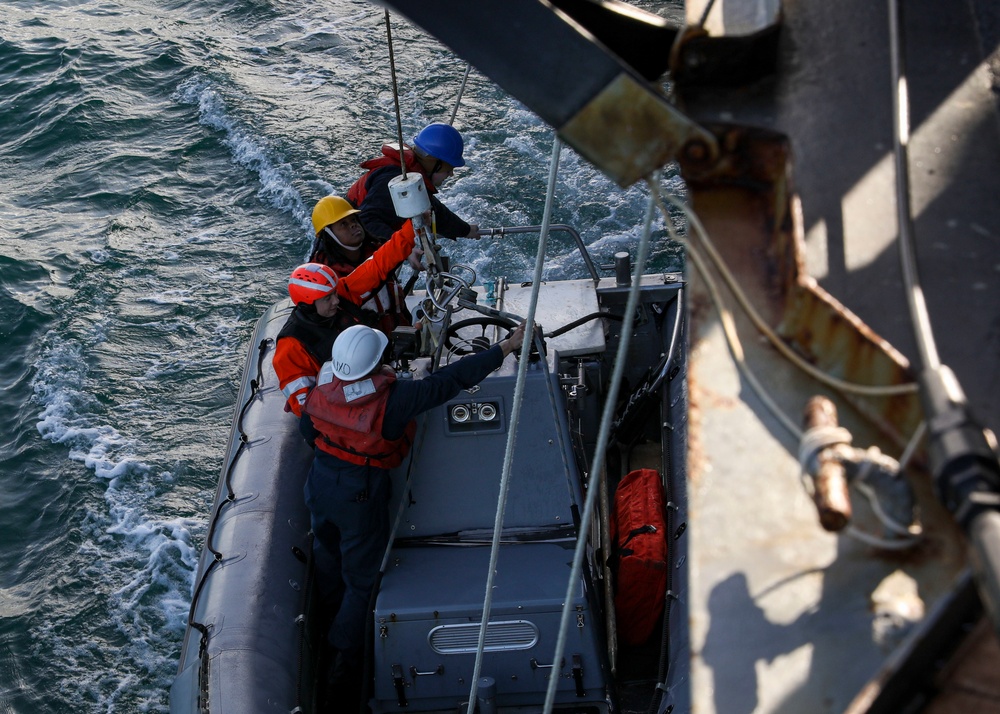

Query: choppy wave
<box><xmin>175</xmin><ymin>75</ymin><xmax>314</xmax><ymax>238</ymax></box>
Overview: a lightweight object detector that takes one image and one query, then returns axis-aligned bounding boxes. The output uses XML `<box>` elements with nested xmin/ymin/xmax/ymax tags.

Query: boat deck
<box><xmin>685</xmin><ymin>0</ymin><xmax>1000</xmax><ymax>711</ymax></box>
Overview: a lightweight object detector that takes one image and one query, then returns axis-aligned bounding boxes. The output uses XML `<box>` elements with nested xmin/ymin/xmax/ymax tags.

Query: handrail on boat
<box><xmin>476</xmin><ymin>224</ymin><xmax>601</xmax><ymax>283</ymax></box>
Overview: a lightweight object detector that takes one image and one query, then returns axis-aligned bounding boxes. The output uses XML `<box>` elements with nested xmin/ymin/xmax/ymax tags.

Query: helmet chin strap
<box><xmin>324</xmin><ymin>226</ymin><xmax>362</xmax><ymax>252</ymax></box>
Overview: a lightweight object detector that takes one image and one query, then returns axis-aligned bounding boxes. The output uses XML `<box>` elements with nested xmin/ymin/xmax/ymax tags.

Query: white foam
<box><xmin>135</xmin><ymin>289</ymin><xmax>195</xmax><ymax>306</ymax></box>
<box><xmin>175</xmin><ymin>75</ymin><xmax>313</xmax><ymax>239</ymax></box>
<box><xmin>30</xmin><ymin>330</ymin><xmax>205</xmax><ymax>710</ymax></box>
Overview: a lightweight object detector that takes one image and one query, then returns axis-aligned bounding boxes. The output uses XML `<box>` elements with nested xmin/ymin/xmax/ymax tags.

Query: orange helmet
<box><xmin>288</xmin><ymin>263</ymin><xmax>338</xmax><ymax>305</ymax></box>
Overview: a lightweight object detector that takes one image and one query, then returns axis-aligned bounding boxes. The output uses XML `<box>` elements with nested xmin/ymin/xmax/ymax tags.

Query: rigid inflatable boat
<box><xmin>172</xmin><ymin>241</ymin><xmax>690</xmax><ymax>714</ymax></box>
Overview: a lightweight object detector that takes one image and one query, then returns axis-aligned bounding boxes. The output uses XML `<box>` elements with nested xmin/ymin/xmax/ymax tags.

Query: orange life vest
<box><xmin>303</xmin><ymin>366</ymin><xmax>416</xmax><ymax>469</ymax></box>
<box><xmin>313</xmin><ymin>247</ymin><xmax>411</xmax><ymax>335</ymax></box>
<box><xmin>346</xmin><ymin>144</ymin><xmax>436</xmax><ymax>207</ymax></box>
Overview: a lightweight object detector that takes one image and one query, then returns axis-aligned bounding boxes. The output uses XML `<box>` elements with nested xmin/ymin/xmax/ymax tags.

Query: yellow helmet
<box><xmin>312</xmin><ymin>195</ymin><xmax>360</xmax><ymax>234</ymax></box>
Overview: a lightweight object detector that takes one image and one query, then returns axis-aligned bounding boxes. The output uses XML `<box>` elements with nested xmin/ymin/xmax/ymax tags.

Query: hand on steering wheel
<box><xmin>443</xmin><ymin>316</ymin><xmax>520</xmax><ymax>356</ymax></box>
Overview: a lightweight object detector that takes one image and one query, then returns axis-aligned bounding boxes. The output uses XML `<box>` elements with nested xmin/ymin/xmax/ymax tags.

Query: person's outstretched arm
<box><xmin>382</xmin><ymin>325</ymin><xmax>525</xmax><ymax>440</ymax></box>
<box><xmin>336</xmin><ymin>220</ymin><xmax>417</xmax><ymax>305</ymax></box>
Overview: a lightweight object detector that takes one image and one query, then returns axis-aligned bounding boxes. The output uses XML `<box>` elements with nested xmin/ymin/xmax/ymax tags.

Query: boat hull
<box><xmin>171</xmin><ymin>299</ymin><xmax>318</xmax><ymax>714</ymax></box>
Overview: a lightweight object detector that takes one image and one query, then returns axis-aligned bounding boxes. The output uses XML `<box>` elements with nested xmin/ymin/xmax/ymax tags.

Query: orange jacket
<box><xmin>273</xmin><ymin>220</ymin><xmax>416</xmax><ymax>416</ymax></box>
<box><xmin>334</xmin><ymin>219</ymin><xmax>414</xmax><ymax>332</ymax></box>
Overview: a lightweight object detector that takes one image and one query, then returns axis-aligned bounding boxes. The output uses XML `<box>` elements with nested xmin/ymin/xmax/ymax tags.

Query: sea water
<box><xmin>0</xmin><ymin>1</ymin><xmax>683</xmax><ymax>711</ymax></box>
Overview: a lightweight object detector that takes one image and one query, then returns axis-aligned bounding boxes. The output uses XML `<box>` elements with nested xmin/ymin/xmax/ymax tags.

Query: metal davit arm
<box><xmin>375</xmin><ymin>0</ymin><xmax>718</xmax><ymax>188</ymax></box>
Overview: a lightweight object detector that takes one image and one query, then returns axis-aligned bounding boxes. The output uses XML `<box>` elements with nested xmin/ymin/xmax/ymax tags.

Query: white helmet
<box><xmin>331</xmin><ymin>325</ymin><xmax>389</xmax><ymax>381</ymax></box>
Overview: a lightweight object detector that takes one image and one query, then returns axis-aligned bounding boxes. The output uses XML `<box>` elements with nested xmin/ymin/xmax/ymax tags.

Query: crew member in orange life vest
<box><xmin>299</xmin><ymin>322</ymin><xmax>525</xmax><ymax>706</ymax></box>
<box><xmin>274</xmin><ymin>216</ymin><xmax>424</xmax><ymax>417</ymax></box>
<box><xmin>308</xmin><ymin>194</ymin><xmax>418</xmax><ymax>337</ymax></box>
<box><xmin>346</xmin><ymin>122</ymin><xmax>480</xmax><ymax>242</ymax></box>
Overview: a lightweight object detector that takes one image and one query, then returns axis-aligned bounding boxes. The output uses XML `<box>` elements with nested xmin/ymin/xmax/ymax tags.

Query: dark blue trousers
<box><xmin>304</xmin><ymin>452</ymin><xmax>390</xmax><ymax>659</ymax></box>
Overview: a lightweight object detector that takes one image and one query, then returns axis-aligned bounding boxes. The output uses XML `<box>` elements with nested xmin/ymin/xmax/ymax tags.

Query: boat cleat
<box><xmin>801</xmin><ymin>395</ymin><xmax>922</xmax><ymax>550</ymax></box>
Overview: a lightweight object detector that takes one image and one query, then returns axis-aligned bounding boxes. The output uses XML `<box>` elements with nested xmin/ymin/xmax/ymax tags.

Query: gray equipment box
<box><xmin>372</xmin><ymin>544</ymin><xmax>608</xmax><ymax>712</ymax></box>
<box><xmin>387</xmin><ymin>356</ymin><xmax>582</xmax><ymax>540</ymax></box>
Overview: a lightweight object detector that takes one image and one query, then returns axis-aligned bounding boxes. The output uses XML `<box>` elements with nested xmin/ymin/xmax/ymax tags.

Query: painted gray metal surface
<box><xmin>374</xmin><ymin>544</ymin><xmax>606</xmax><ymax>712</ymax></box>
<box><xmin>386</xmin><ymin>353</ymin><xmax>581</xmax><ymax>538</ymax></box>
<box><xmin>498</xmin><ymin>279</ymin><xmax>606</xmax><ymax>357</ymax></box>
<box><xmin>375</xmin><ymin>347</ymin><xmax>599</xmax><ymax>710</ymax></box>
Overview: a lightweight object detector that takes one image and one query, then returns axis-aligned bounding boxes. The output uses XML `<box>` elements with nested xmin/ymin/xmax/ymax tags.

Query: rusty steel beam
<box><xmin>678</xmin><ymin>124</ymin><xmax>922</xmax><ymax>449</ymax></box>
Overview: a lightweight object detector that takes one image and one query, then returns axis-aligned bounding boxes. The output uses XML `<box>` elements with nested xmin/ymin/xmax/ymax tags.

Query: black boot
<box><xmin>322</xmin><ymin>651</ymin><xmax>363</xmax><ymax>714</ymax></box>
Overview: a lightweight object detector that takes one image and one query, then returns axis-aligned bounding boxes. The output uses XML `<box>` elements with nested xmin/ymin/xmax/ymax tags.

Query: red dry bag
<box><xmin>611</xmin><ymin>468</ymin><xmax>669</xmax><ymax>646</ymax></box>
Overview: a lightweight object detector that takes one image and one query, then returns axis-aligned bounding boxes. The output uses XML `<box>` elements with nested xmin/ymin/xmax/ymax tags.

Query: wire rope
<box><xmin>448</xmin><ymin>64</ymin><xmax>472</xmax><ymax>126</ymax></box>
<box><xmin>464</xmin><ymin>135</ymin><xmax>563</xmax><ymax>714</ymax></box>
<box><xmin>542</xmin><ymin>171</ymin><xmax>658</xmax><ymax>713</ymax></box>
<box><xmin>888</xmin><ymin>0</ymin><xmax>940</xmax><ymax>372</ymax></box>
<box><xmin>383</xmin><ymin>11</ymin><xmax>407</xmax><ymax>178</ymax></box>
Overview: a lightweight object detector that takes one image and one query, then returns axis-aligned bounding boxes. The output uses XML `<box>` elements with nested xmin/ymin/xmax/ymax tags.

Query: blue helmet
<box><xmin>412</xmin><ymin>123</ymin><xmax>466</xmax><ymax>168</ymax></box>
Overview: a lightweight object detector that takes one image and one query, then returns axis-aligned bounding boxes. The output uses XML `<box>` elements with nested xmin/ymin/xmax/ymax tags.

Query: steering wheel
<box><xmin>443</xmin><ymin>316</ymin><xmax>519</xmax><ymax>356</ymax></box>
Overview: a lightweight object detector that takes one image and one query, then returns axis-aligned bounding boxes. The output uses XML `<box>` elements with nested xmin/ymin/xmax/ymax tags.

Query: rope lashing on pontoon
<box><xmin>540</xmin><ymin>171</ymin><xmax>659</xmax><ymax>714</ymax></box>
<box><xmin>185</xmin><ymin>336</ymin><xmax>272</xmax><ymax>654</ymax></box>
<box><xmin>464</xmin><ymin>135</ymin><xmax>564</xmax><ymax>714</ymax></box>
